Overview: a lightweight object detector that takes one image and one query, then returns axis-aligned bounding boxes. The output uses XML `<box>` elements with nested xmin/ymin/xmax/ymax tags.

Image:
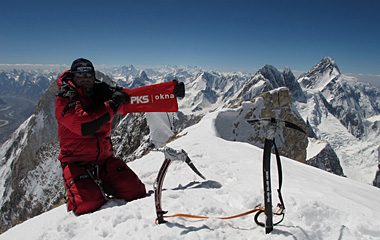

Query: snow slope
<box><xmin>1</xmin><ymin>107</ymin><xmax>380</xmax><ymax>240</ymax></box>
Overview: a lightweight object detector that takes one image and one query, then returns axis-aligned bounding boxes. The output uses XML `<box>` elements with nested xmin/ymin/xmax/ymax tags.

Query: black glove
<box><xmin>173</xmin><ymin>80</ymin><xmax>185</xmax><ymax>98</ymax></box>
<box><xmin>106</xmin><ymin>91</ymin><xmax>130</xmax><ymax>113</ymax></box>
<box><xmin>111</xmin><ymin>91</ymin><xmax>130</xmax><ymax>104</ymax></box>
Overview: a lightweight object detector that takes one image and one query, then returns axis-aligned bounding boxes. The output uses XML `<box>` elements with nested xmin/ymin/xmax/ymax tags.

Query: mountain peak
<box><xmin>298</xmin><ymin>57</ymin><xmax>341</xmax><ymax>90</ymax></box>
<box><xmin>318</xmin><ymin>56</ymin><xmax>340</xmax><ymax>73</ymax></box>
<box><xmin>138</xmin><ymin>70</ymin><xmax>148</xmax><ymax>80</ymax></box>
<box><xmin>258</xmin><ymin>64</ymin><xmax>285</xmax><ymax>88</ymax></box>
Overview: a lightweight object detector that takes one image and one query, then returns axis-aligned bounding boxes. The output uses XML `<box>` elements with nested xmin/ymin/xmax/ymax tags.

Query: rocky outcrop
<box><xmin>283</xmin><ymin>67</ymin><xmax>306</xmax><ymax>103</ymax></box>
<box><xmin>216</xmin><ymin>87</ymin><xmax>308</xmax><ymax>163</ymax></box>
<box><xmin>306</xmin><ymin>138</ymin><xmax>344</xmax><ymax>176</ymax></box>
<box><xmin>112</xmin><ymin>113</ymin><xmax>153</xmax><ymax>162</ymax></box>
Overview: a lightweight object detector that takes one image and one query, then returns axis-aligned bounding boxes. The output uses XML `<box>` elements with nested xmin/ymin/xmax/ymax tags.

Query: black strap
<box><xmin>284</xmin><ymin>121</ymin><xmax>306</xmax><ymax>135</ymax></box>
<box><xmin>273</xmin><ymin>140</ymin><xmax>285</xmax><ymax>210</ymax></box>
<box><xmin>262</xmin><ymin>138</ymin><xmax>274</xmax><ymax>234</ymax></box>
<box><xmin>81</xmin><ymin>112</ymin><xmax>111</xmax><ymax>136</ymax></box>
<box><xmin>255</xmin><ymin>138</ymin><xmax>286</xmax><ymax>233</ymax></box>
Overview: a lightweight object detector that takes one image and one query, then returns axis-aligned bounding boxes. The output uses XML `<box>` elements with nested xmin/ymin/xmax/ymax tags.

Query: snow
<box><xmin>1</xmin><ymin>107</ymin><xmax>380</xmax><ymax>240</ymax></box>
<box><xmin>306</xmin><ymin>138</ymin><xmax>327</xmax><ymax>159</ymax></box>
<box><xmin>367</xmin><ymin>115</ymin><xmax>380</xmax><ymax>123</ymax></box>
<box><xmin>146</xmin><ymin>112</ymin><xmax>175</xmax><ymax>148</ymax></box>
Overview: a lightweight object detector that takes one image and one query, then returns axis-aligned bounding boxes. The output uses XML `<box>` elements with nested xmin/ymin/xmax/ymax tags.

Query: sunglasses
<box><xmin>73</xmin><ymin>72</ymin><xmax>94</xmax><ymax>78</ymax></box>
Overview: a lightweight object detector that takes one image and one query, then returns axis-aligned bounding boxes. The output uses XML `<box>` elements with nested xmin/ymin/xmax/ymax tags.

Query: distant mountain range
<box><xmin>0</xmin><ymin>69</ymin><xmax>58</xmax><ymax>102</ymax></box>
<box><xmin>1</xmin><ymin>57</ymin><xmax>380</xmax><ymax>233</ymax></box>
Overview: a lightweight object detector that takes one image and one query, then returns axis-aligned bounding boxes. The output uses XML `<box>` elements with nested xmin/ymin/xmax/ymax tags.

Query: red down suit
<box><xmin>55</xmin><ymin>70</ymin><xmax>149</xmax><ymax>215</ymax></box>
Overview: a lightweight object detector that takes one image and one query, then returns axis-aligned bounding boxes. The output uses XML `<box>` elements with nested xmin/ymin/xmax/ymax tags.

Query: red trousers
<box><xmin>62</xmin><ymin>157</ymin><xmax>146</xmax><ymax>215</ymax></box>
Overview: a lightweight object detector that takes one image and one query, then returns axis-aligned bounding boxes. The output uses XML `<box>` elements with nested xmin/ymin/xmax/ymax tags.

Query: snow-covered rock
<box><xmin>217</xmin><ymin>88</ymin><xmax>308</xmax><ymax>162</ymax></box>
<box><xmin>306</xmin><ymin>138</ymin><xmax>344</xmax><ymax>176</ymax></box>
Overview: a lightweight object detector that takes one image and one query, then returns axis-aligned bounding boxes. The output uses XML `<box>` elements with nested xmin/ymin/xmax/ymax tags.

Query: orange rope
<box><xmin>155</xmin><ymin>207</ymin><xmax>265</xmax><ymax>224</ymax></box>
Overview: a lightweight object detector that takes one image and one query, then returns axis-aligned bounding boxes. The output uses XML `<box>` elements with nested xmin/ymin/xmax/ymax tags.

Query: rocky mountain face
<box><xmin>112</xmin><ymin>113</ymin><xmax>154</xmax><ymax>162</ymax></box>
<box><xmin>299</xmin><ymin>57</ymin><xmax>380</xmax><ymax>138</ymax></box>
<box><xmin>306</xmin><ymin>138</ymin><xmax>344</xmax><ymax>176</ymax></box>
<box><xmin>181</xmin><ymin>71</ymin><xmax>246</xmax><ymax>114</ymax></box>
<box><xmin>1</xmin><ymin>57</ymin><xmax>379</xmax><ymax>233</ymax></box>
<box><xmin>0</xmin><ymin>70</ymin><xmax>58</xmax><ymax>145</ymax></box>
<box><xmin>216</xmin><ymin>88</ymin><xmax>308</xmax><ymax>163</ymax></box>
<box><xmin>0</xmin><ymin>80</ymin><xmax>62</xmax><ymax>233</ymax></box>
<box><xmin>297</xmin><ymin>57</ymin><xmax>380</xmax><ymax>185</ymax></box>
<box><xmin>298</xmin><ymin>57</ymin><xmax>341</xmax><ymax>90</ymax></box>
<box><xmin>234</xmin><ymin>64</ymin><xmax>306</xmax><ymax>104</ymax></box>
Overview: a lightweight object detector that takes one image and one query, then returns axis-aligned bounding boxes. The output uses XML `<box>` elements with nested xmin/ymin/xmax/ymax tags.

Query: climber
<box><xmin>55</xmin><ymin>58</ymin><xmax>184</xmax><ymax>215</ymax></box>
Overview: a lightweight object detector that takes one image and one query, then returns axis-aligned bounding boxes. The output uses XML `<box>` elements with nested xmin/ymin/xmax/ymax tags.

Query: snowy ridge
<box><xmin>1</xmin><ymin>108</ymin><xmax>380</xmax><ymax>239</ymax></box>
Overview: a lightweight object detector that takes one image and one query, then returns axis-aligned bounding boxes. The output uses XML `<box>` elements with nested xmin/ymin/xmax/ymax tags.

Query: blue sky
<box><xmin>1</xmin><ymin>0</ymin><xmax>379</xmax><ymax>74</ymax></box>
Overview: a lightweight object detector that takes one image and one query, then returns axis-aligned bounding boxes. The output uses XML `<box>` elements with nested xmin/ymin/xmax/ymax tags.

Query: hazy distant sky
<box><xmin>1</xmin><ymin>0</ymin><xmax>379</xmax><ymax>74</ymax></box>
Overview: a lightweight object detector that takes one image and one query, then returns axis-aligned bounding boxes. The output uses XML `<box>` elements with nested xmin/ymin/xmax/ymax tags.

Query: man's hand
<box><xmin>173</xmin><ymin>80</ymin><xmax>185</xmax><ymax>98</ymax></box>
<box><xmin>107</xmin><ymin>91</ymin><xmax>130</xmax><ymax>112</ymax></box>
<box><xmin>111</xmin><ymin>91</ymin><xmax>130</xmax><ymax>104</ymax></box>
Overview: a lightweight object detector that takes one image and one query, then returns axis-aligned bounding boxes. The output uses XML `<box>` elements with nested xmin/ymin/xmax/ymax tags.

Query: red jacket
<box><xmin>55</xmin><ymin>70</ymin><xmax>117</xmax><ymax>164</ymax></box>
<box><xmin>55</xmin><ymin>70</ymin><xmax>181</xmax><ymax>165</ymax></box>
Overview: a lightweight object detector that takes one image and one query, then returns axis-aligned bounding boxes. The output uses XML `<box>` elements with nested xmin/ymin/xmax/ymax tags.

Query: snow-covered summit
<box><xmin>299</xmin><ymin>56</ymin><xmax>341</xmax><ymax>90</ymax></box>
